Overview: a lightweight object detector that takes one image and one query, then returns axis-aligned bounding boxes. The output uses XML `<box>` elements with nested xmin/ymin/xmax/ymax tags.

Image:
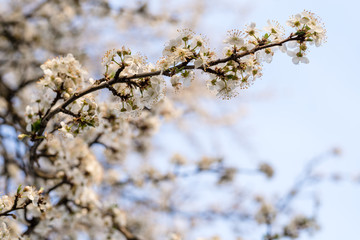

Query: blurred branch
<box><xmin>277</xmin><ymin>150</ymin><xmax>337</xmax><ymax>212</ymax></box>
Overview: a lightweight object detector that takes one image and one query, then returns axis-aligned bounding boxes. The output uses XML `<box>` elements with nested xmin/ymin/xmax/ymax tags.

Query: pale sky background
<box><xmin>151</xmin><ymin>0</ymin><xmax>360</xmax><ymax>239</ymax></box>
<box><xmin>239</xmin><ymin>1</ymin><xmax>360</xmax><ymax>239</ymax></box>
<box><xmin>208</xmin><ymin>0</ymin><xmax>359</xmax><ymax>239</ymax></box>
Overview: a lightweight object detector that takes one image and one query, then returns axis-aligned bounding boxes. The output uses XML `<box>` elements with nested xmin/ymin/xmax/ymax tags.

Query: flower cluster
<box><xmin>208</xmin><ymin>22</ymin><xmax>282</xmax><ymax>99</ymax></box>
<box><xmin>59</xmin><ymin>96</ymin><xmax>99</xmax><ymax>138</ymax></box>
<box><xmin>0</xmin><ymin>195</ymin><xmax>12</xmax><ymax>213</ymax></box>
<box><xmin>254</xmin><ymin>199</ymin><xmax>277</xmax><ymax>224</ymax></box>
<box><xmin>40</xmin><ymin>137</ymin><xmax>103</xmax><ymax>187</ymax></box>
<box><xmin>162</xmin><ymin>29</ymin><xmax>214</xmax><ymax>67</ymax></box>
<box><xmin>40</xmin><ymin>54</ymin><xmax>88</xmax><ymax>99</ymax></box>
<box><xmin>258</xmin><ymin>162</ymin><xmax>275</xmax><ymax>179</ymax></box>
<box><xmin>198</xmin><ymin>156</ymin><xmax>222</xmax><ymax>171</ymax></box>
<box><xmin>0</xmin><ymin>222</ymin><xmax>10</xmax><ymax>240</ymax></box>
<box><xmin>0</xmin><ymin>186</ymin><xmax>46</xmax><ymax>214</ymax></box>
<box><xmin>208</xmin><ymin>53</ymin><xmax>262</xmax><ymax>99</ymax></box>
<box><xmin>286</xmin><ymin>11</ymin><xmax>327</xmax><ymax>64</ymax></box>
<box><xmin>97</xmin><ymin>100</ymin><xmax>165</xmax><ymax>162</ymax></box>
<box><xmin>208</xmin><ymin>11</ymin><xmax>326</xmax><ymax>98</ymax></box>
<box><xmin>102</xmin><ymin>48</ymin><xmax>166</xmax><ymax>116</ymax></box>
<box><xmin>283</xmin><ymin>215</ymin><xmax>319</xmax><ymax>238</ymax></box>
<box><xmin>162</xmin><ymin>29</ymin><xmax>215</xmax><ymax>89</ymax></box>
<box><xmin>24</xmin><ymin>54</ymin><xmax>98</xmax><ymax>137</ymax></box>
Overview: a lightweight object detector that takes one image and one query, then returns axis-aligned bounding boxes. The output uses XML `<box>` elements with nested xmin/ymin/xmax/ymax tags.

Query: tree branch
<box><xmin>28</xmin><ymin>34</ymin><xmax>304</xmax><ymax>165</ymax></box>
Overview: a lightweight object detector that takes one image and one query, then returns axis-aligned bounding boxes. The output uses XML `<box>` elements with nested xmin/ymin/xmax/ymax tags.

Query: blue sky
<box><xmin>152</xmin><ymin>0</ymin><xmax>360</xmax><ymax>239</ymax></box>
<box><xmin>199</xmin><ymin>0</ymin><xmax>360</xmax><ymax>239</ymax></box>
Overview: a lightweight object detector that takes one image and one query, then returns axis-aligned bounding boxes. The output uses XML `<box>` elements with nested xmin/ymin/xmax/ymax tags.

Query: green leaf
<box><xmin>17</xmin><ymin>184</ymin><xmax>22</xmax><ymax>194</ymax></box>
<box><xmin>31</xmin><ymin>119</ymin><xmax>42</xmax><ymax>133</ymax></box>
<box><xmin>295</xmin><ymin>31</ymin><xmax>306</xmax><ymax>37</ymax></box>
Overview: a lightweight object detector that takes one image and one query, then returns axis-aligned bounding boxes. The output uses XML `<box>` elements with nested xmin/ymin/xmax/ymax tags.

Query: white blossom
<box><xmin>0</xmin><ymin>222</ymin><xmax>10</xmax><ymax>240</ymax></box>
<box><xmin>244</xmin><ymin>22</ymin><xmax>261</xmax><ymax>39</ymax></box>
<box><xmin>264</xmin><ymin>20</ymin><xmax>285</xmax><ymax>41</ymax></box>
<box><xmin>223</xmin><ymin>29</ymin><xmax>244</xmax><ymax>46</ymax></box>
<box><xmin>40</xmin><ymin>54</ymin><xmax>88</xmax><ymax>96</ymax></box>
<box><xmin>287</xmin><ymin>50</ymin><xmax>309</xmax><ymax>64</ymax></box>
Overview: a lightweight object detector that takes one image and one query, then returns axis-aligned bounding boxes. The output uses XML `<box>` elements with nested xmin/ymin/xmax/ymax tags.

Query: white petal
<box><xmin>287</xmin><ymin>50</ymin><xmax>296</xmax><ymax>57</ymax></box>
<box><xmin>292</xmin><ymin>57</ymin><xmax>300</xmax><ymax>65</ymax></box>
<box><xmin>288</xmin><ymin>41</ymin><xmax>298</xmax><ymax>48</ymax></box>
<box><xmin>194</xmin><ymin>59</ymin><xmax>203</xmax><ymax>69</ymax></box>
<box><xmin>300</xmin><ymin>57</ymin><xmax>309</xmax><ymax>64</ymax></box>
<box><xmin>44</xmin><ymin>69</ymin><xmax>52</xmax><ymax>75</ymax></box>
